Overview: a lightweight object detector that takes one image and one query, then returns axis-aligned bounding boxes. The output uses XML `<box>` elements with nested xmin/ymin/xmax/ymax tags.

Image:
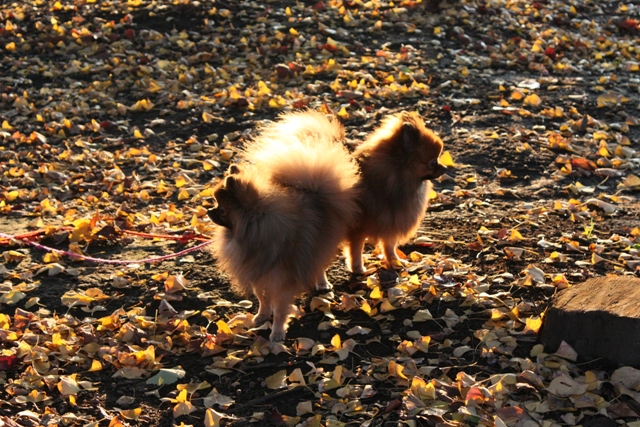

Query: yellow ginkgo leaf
<box><xmin>380</xmin><ymin>299</ymin><xmax>396</xmax><ymax>312</ymax></box>
<box><xmin>510</xmin><ymin>90</ymin><xmax>525</xmax><ymax>101</ymax></box>
<box><xmin>268</xmin><ymin>98</ymin><xmax>282</xmax><ymax>108</ymax></box>
<box><xmin>130</xmin><ymin>99</ymin><xmax>154</xmax><ymax>111</ymax></box>
<box><xmin>620</xmin><ymin>174</ymin><xmax>640</xmax><ymax>189</ymax></box>
<box><xmin>202</xmin><ymin>112</ymin><xmax>216</xmax><ymax>123</ymax></box>
<box><xmin>88</xmin><ymin>359</ymin><xmax>103</xmax><ymax>372</ymax></box>
<box><xmin>118</xmin><ymin>408</ymin><xmax>142</xmax><ymax>420</ymax></box>
<box><xmin>215</xmin><ymin>319</ymin><xmax>233</xmax><ymax>341</ymax></box>
<box><xmin>265</xmin><ymin>370</ymin><xmax>288</xmax><ymax>390</ymax></box>
<box><xmin>596</xmin><ymin>92</ymin><xmax>622</xmax><ymax>108</ymax></box>
<box><xmin>176</xmin><ymin>389</ymin><xmax>189</xmax><ymax>403</ymax></box>
<box><xmin>5</xmin><ymin>190</ymin><xmax>19</xmax><ymax>201</ymax></box>
<box><xmin>370</xmin><ymin>286</ymin><xmax>382</xmax><ymax>299</ymax></box>
<box><xmin>331</xmin><ymin>333</ymin><xmax>341</xmax><ymax>349</ymax></box>
<box><xmin>523</xmin><ymin>93</ymin><xmax>541</xmax><ymax>107</ymax></box>
<box><xmin>597</xmin><ymin>141</ymin><xmax>610</xmax><ymax>157</ymax></box>
<box><xmin>508</xmin><ymin>229</ymin><xmax>524</xmax><ymax>242</ymax></box>
<box><xmin>388</xmin><ymin>360</ymin><xmax>407</xmax><ymax>379</ymax></box>
<box><xmin>439</xmin><ymin>151</ymin><xmax>456</xmax><ymax>167</ymax></box>
<box><xmin>147</xmin><ymin>80</ymin><xmax>163</xmax><ymax>92</ymax></box>
<box><xmin>204</xmin><ymin>408</ymin><xmax>225</xmax><ymax>427</ymax></box>
<box><xmin>523</xmin><ymin>316</ymin><xmax>543</xmax><ymax>334</ymax></box>
<box><xmin>175</xmin><ymin>175</ymin><xmax>187</xmax><ymax>188</ymax></box>
<box><xmin>411</xmin><ymin>376</ymin><xmax>436</xmax><ymax>400</ymax></box>
<box><xmin>43</xmin><ymin>252</ymin><xmax>60</xmax><ymax>263</ymax></box>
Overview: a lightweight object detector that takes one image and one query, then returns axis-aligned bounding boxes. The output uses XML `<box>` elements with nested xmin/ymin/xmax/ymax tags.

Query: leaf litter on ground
<box><xmin>0</xmin><ymin>0</ymin><xmax>640</xmax><ymax>426</ymax></box>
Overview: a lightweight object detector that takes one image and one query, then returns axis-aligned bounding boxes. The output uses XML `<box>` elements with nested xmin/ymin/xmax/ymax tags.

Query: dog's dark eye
<box><xmin>429</xmin><ymin>159</ymin><xmax>438</xmax><ymax>168</ymax></box>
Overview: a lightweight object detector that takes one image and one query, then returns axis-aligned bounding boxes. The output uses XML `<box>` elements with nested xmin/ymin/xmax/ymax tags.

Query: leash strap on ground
<box><xmin>0</xmin><ymin>231</ymin><xmax>213</xmax><ymax>265</ymax></box>
<box><xmin>0</xmin><ymin>227</ymin><xmax>211</xmax><ymax>244</ymax></box>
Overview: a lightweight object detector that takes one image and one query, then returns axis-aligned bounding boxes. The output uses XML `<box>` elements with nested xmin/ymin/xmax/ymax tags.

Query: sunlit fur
<box><xmin>345</xmin><ymin>111</ymin><xmax>447</xmax><ymax>273</ymax></box>
<box><xmin>210</xmin><ymin>111</ymin><xmax>360</xmax><ymax>341</ymax></box>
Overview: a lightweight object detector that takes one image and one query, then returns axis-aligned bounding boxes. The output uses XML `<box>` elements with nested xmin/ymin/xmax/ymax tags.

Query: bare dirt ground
<box><xmin>1</xmin><ymin>1</ymin><xmax>640</xmax><ymax>426</ymax></box>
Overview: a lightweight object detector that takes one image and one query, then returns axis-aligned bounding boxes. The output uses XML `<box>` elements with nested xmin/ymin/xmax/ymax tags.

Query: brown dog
<box><xmin>345</xmin><ymin>111</ymin><xmax>448</xmax><ymax>273</ymax></box>
<box><xmin>208</xmin><ymin>111</ymin><xmax>360</xmax><ymax>341</ymax></box>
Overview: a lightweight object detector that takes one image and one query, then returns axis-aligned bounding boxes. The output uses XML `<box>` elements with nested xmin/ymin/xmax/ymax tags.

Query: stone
<box><xmin>540</xmin><ymin>276</ymin><xmax>640</xmax><ymax>367</ymax></box>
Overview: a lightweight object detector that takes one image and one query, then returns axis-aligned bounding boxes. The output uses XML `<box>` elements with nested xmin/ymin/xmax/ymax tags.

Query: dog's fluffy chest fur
<box><xmin>359</xmin><ymin>175</ymin><xmax>430</xmax><ymax>242</ymax></box>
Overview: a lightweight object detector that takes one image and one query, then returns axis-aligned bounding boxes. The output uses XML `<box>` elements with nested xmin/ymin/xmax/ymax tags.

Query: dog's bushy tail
<box><xmin>243</xmin><ymin>111</ymin><xmax>360</xmax><ymax>224</ymax></box>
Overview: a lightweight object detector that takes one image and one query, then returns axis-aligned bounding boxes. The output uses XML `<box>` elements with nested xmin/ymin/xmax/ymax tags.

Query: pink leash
<box><xmin>0</xmin><ymin>231</ymin><xmax>213</xmax><ymax>265</ymax></box>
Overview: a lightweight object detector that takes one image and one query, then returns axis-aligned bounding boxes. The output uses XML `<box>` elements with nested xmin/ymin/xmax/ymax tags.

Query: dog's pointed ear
<box><xmin>224</xmin><ymin>175</ymin><xmax>237</xmax><ymax>190</ymax></box>
<box><xmin>401</xmin><ymin>122</ymin><xmax>419</xmax><ymax>152</ymax></box>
